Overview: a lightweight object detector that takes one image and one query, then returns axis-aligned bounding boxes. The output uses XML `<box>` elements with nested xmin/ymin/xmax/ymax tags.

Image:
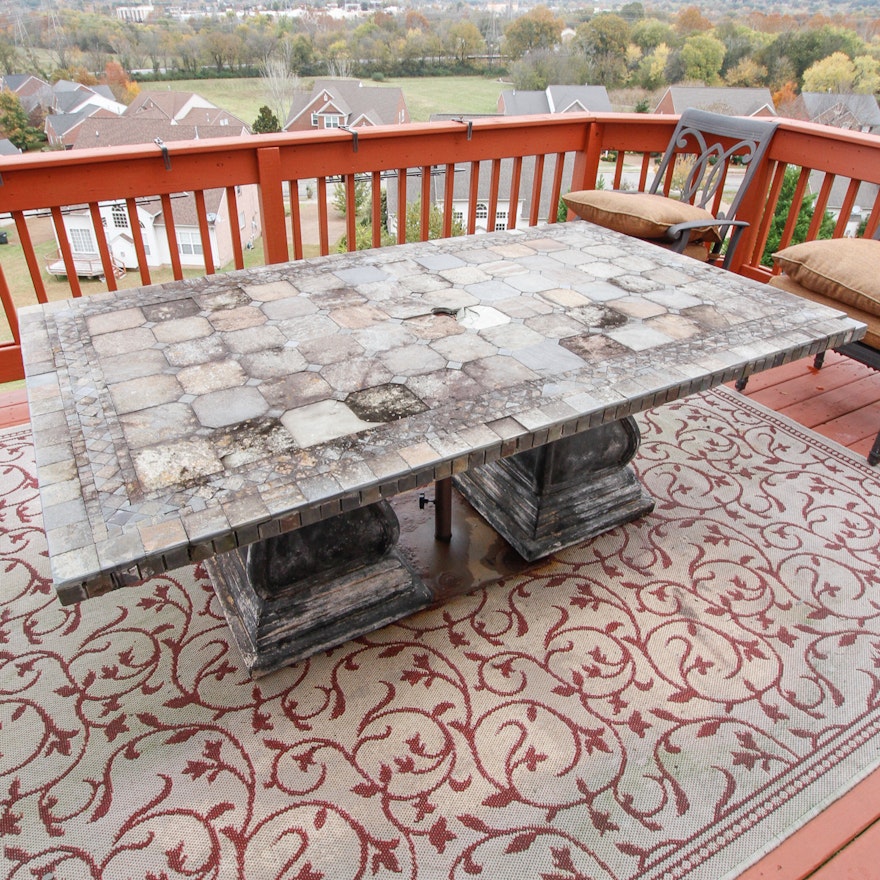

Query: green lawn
<box><xmin>140</xmin><ymin>75</ymin><xmax>508</xmax><ymax>125</ymax></box>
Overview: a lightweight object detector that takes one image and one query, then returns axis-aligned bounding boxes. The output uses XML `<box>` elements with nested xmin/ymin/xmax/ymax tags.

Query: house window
<box><xmin>475</xmin><ymin>203</ymin><xmax>489</xmax><ymax>221</ymax></box>
<box><xmin>177</xmin><ymin>231</ymin><xmax>203</xmax><ymax>256</ymax></box>
<box><xmin>324</xmin><ymin>115</ymin><xmax>342</xmax><ymax>128</ymax></box>
<box><xmin>111</xmin><ymin>205</ymin><xmax>128</xmax><ymax>229</ymax></box>
<box><xmin>70</xmin><ymin>228</ymin><xmax>95</xmax><ymax>254</ymax></box>
<box><xmin>239</xmin><ymin>210</ymin><xmax>246</xmax><ymax>229</ymax></box>
<box><xmin>496</xmin><ymin>210</ymin><xmax>508</xmax><ymax>231</ymax></box>
<box><xmin>311</xmin><ymin>113</ymin><xmax>319</xmax><ymax>127</ymax></box>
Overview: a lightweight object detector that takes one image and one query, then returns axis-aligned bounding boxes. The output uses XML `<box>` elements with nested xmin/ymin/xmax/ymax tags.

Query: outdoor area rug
<box><xmin>1</xmin><ymin>385</ymin><xmax>879</xmax><ymax>880</ymax></box>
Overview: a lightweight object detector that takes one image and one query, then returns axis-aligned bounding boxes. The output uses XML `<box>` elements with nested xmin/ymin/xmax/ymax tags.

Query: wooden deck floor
<box><xmin>1</xmin><ymin>350</ymin><xmax>879</xmax><ymax>878</ymax></box>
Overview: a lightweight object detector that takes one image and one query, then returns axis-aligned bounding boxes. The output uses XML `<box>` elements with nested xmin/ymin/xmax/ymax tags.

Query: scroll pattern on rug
<box><xmin>1</xmin><ymin>387</ymin><xmax>879</xmax><ymax>880</ymax></box>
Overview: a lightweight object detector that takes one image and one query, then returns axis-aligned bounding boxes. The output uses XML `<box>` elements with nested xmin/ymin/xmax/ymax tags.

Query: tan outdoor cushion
<box><xmin>769</xmin><ymin>274</ymin><xmax>880</xmax><ymax>349</ymax></box>
<box><xmin>563</xmin><ymin>190</ymin><xmax>723</xmax><ymax>244</ymax></box>
<box><xmin>772</xmin><ymin>238</ymin><xmax>880</xmax><ymax>318</ymax></box>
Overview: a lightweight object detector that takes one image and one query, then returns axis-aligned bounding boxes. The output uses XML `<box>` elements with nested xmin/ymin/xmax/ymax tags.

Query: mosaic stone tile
<box><xmin>21</xmin><ymin>223</ymin><xmax>865</xmax><ymax>596</ymax></box>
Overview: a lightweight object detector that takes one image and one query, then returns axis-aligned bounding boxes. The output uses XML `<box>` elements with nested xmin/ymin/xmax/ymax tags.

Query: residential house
<box><xmin>655</xmin><ymin>86</ymin><xmax>777</xmax><ymax>118</ymax></box>
<box><xmin>56</xmin><ymin>116</ymin><xmax>260</xmax><ymax>273</ymax></box>
<box><xmin>284</xmin><ymin>79</ymin><xmax>409</xmax><ymax>133</ymax></box>
<box><xmin>782</xmin><ymin>92</ymin><xmax>880</xmax><ymax>135</ymax></box>
<box><xmin>497</xmin><ymin>85</ymin><xmax>612</xmax><ymax>116</ymax></box>
<box><xmin>2</xmin><ymin>75</ymin><xmax>127</xmax><ymax>146</ymax></box>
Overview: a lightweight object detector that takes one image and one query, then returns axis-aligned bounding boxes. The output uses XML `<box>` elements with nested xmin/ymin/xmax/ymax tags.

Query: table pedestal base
<box><xmin>205</xmin><ymin>501</ymin><xmax>430</xmax><ymax>677</ymax></box>
<box><xmin>454</xmin><ymin>417</ymin><xmax>654</xmax><ymax>561</ymax></box>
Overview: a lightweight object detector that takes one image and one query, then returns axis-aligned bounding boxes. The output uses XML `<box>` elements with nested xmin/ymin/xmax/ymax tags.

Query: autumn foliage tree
<box><xmin>101</xmin><ymin>61</ymin><xmax>139</xmax><ymax>105</ymax></box>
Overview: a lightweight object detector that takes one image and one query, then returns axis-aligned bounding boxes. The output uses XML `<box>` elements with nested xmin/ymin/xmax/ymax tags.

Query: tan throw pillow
<box><xmin>772</xmin><ymin>238</ymin><xmax>880</xmax><ymax>318</ymax></box>
<box><xmin>563</xmin><ymin>190</ymin><xmax>722</xmax><ymax>244</ymax></box>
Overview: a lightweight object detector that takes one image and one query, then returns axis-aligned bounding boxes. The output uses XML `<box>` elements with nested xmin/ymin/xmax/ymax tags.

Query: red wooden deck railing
<box><xmin>2</xmin><ymin>113</ymin><xmax>879</xmax><ymax>383</ymax></box>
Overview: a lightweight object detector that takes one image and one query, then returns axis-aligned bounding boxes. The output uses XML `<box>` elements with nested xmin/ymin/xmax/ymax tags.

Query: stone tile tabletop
<box><xmin>19</xmin><ymin>223</ymin><xmax>865</xmax><ymax>601</ymax></box>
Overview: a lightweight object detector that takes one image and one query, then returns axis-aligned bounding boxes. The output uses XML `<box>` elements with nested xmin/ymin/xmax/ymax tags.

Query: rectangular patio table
<box><xmin>20</xmin><ymin>223</ymin><xmax>865</xmax><ymax>675</ymax></box>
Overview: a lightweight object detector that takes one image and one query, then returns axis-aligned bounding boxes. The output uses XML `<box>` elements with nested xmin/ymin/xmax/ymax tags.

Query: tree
<box><xmin>252</xmin><ymin>105</ymin><xmax>280</xmax><ymax>134</ymax></box>
<box><xmin>632</xmin><ymin>18</ymin><xmax>673</xmax><ymax>52</ymax></box>
<box><xmin>724</xmin><ymin>58</ymin><xmax>768</xmax><ymax>87</ymax></box>
<box><xmin>853</xmin><ymin>56</ymin><xmax>880</xmax><ymax>95</ymax></box>
<box><xmin>101</xmin><ymin>61</ymin><xmax>139</xmax><ymax>105</ymax></box>
<box><xmin>574</xmin><ymin>15</ymin><xmax>630</xmax><ymax>88</ymax></box>
<box><xmin>636</xmin><ymin>43</ymin><xmax>670</xmax><ymax>90</ymax></box>
<box><xmin>764</xmin><ymin>25</ymin><xmax>863</xmax><ymax>82</ymax></box>
<box><xmin>674</xmin><ymin>6</ymin><xmax>712</xmax><ymax>36</ymax></box>
<box><xmin>803</xmin><ymin>51</ymin><xmax>857</xmax><ymax>92</ymax></box>
<box><xmin>773</xmin><ymin>81</ymin><xmax>799</xmax><ymax>113</ymax></box>
<box><xmin>680</xmin><ymin>33</ymin><xmax>726</xmax><ymax>84</ymax></box>
<box><xmin>509</xmin><ymin>48</ymin><xmax>587</xmax><ymax>90</ymax></box>
<box><xmin>0</xmin><ymin>89</ymin><xmax>44</xmax><ymax>151</ymax></box>
<box><xmin>761</xmin><ymin>167</ymin><xmax>834</xmax><ymax>266</ymax></box>
<box><xmin>445</xmin><ymin>21</ymin><xmax>485</xmax><ymax>66</ymax></box>
<box><xmin>503</xmin><ymin>7</ymin><xmax>564</xmax><ymax>61</ymax></box>
<box><xmin>260</xmin><ymin>45</ymin><xmax>300</xmax><ymax>127</ymax></box>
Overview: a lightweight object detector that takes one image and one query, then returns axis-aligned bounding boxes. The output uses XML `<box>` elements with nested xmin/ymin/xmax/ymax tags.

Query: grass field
<box><xmin>141</xmin><ymin>75</ymin><xmax>509</xmax><ymax>125</ymax></box>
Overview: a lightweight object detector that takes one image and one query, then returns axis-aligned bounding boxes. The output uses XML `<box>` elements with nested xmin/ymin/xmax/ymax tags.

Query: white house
<box><xmin>55</xmin><ymin>115</ymin><xmax>260</xmax><ymax>273</ymax></box>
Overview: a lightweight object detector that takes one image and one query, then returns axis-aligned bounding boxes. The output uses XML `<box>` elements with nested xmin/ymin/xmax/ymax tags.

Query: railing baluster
<box><xmin>530</xmin><ymin>154</ymin><xmax>545</xmax><ymax>226</ymax></box>
<box><xmin>467</xmin><ymin>161</ymin><xmax>480</xmax><ymax>234</ymax></box>
<box><xmin>225</xmin><ymin>185</ymin><xmax>244</xmax><ymax>271</ymax></box>
<box><xmin>192</xmin><ymin>191</ymin><xmax>215</xmax><ymax>276</ymax></box>
<box><xmin>754</xmin><ymin>162</ymin><xmax>788</xmax><ymax>270</ymax></box>
<box><xmin>371</xmin><ymin>171</ymin><xmax>383</xmax><ymax>248</ymax></box>
<box><xmin>507</xmin><ymin>156</ymin><xmax>522</xmax><ymax>230</ymax></box>
<box><xmin>487</xmin><ymin>158</ymin><xmax>501</xmax><ymax>233</ymax></box>
<box><xmin>344</xmin><ymin>174</ymin><xmax>357</xmax><ymax>252</ymax></box>
<box><xmin>0</xmin><ymin>261</ymin><xmax>19</xmax><ymax>348</ymax></box>
<box><xmin>13</xmin><ymin>211</ymin><xmax>48</xmax><ymax>305</ymax></box>
<box><xmin>777</xmin><ymin>167</ymin><xmax>812</xmax><ymax>253</ymax></box>
<box><xmin>396</xmin><ymin>167</ymin><xmax>408</xmax><ymax>245</ymax></box>
<box><xmin>613</xmin><ymin>151</ymin><xmax>626</xmax><ymax>189</ymax></box>
<box><xmin>88</xmin><ymin>202</ymin><xmax>118</xmax><ymax>291</ymax></box>
<box><xmin>834</xmin><ymin>178</ymin><xmax>860</xmax><ymax>238</ymax></box>
<box><xmin>549</xmin><ymin>153</ymin><xmax>566</xmax><ymax>223</ymax></box>
<box><xmin>288</xmin><ymin>180</ymin><xmax>303</xmax><ymax>262</ymax></box>
<box><xmin>125</xmin><ymin>196</ymin><xmax>152</xmax><ymax>285</ymax></box>
<box><xmin>160</xmin><ymin>193</ymin><xmax>183</xmax><ymax>280</ymax></box>
<box><xmin>809</xmin><ymin>173</ymin><xmax>835</xmax><ymax>239</ymax></box>
<box><xmin>442</xmin><ymin>164</ymin><xmax>455</xmax><ymax>239</ymax></box>
<box><xmin>420</xmin><ymin>166</ymin><xmax>432</xmax><ymax>240</ymax></box>
<box><xmin>317</xmin><ymin>176</ymin><xmax>329</xmax><ymax>256</ymax></box>
<box><xmin>638</xmin><ymin>152</ymin><xmax>652</xmax><ymax>190</ymax></box>
<box><xmin>50</xmin><ymin>206</ymin><xmax>83</xmax><ymax>298</ymax></box>
<box><xmin>866</xmin><ymin>192</ymin><xmax>880</xmax><ymax>238</ymax></box>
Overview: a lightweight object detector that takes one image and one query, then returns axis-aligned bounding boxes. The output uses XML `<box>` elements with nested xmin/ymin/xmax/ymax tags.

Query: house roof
<box><xmin>0</xmin><ymin>138</ymin><xmax>21</xmax><ymax>155</ymax></box>
<box><xmin>70</xmin><ymin>117</ymin><xmax>247</xmax><ymax>150</ymax></box>
<box><xmin>177</xmin><ymin>106</ymin><xmax>249</xmax><ymax>128</ymax></box>
<box><xmin>285</xmin><ymin>78</ymin><xmax>407</xmax><ymax>129</ymax></box>
<box><xmin>794</xmin><ymin>92</ymin><xmax>880</xmax><ymax>131</ymax></box>
<box><xmin>125</xmin><ymin>90</ymin><xmax>216</xmax><ymax>122</ymax></box>
<box><xmin>46</xmin><ymin>106</ymin><xmax>118</xmax><ymax>141</ymax></box>
<box><xmin>0</xmin><ymin>74</ymin><xmax>47</xmax><ymax>97</ymax></box>
<box><xmin>657</xmin><ymin>86</ymin><xmax>777</xmax><ymax>117</ymax></box>
<box><xmin>499</xmin><ymin>85</ymin><xmax>612</xmax><ymax>116</ymax></box>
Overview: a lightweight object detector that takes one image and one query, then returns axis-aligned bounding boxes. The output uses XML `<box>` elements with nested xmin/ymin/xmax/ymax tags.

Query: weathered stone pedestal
<box><xmin>454</xmin><ymin>417</ymin><xmax>654</xmax><ymax>561</ymax></box>
<box><xmin>205</xmin><ymin>501</ymin><xmax>430</xmax><ymax>677</ymax></box>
